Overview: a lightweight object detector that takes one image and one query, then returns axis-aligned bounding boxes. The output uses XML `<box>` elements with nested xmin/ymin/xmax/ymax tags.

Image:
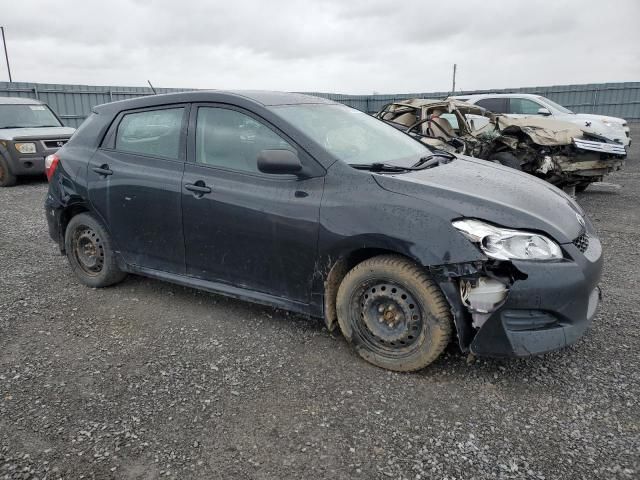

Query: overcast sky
<box><xmin>2</xmin><ymin>0</ymin><xmax>639</xmax><ymax>94</ymax></box>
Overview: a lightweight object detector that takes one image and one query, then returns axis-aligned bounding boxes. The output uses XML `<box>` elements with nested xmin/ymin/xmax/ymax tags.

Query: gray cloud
<box><xmin>1</xmin><ymin>0</ymin><xmax>639</xmax><ymax>93</ymax></box>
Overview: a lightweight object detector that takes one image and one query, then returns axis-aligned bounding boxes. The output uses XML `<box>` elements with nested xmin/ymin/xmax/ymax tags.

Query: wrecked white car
<box><xmin>376</xmin><ymin>99</ymin><xmax>627</xmax><ymax>191</ymax></box>
<box><xmin>451</xmin><ymin>93</ymin><xmax>631</xmax><ymax>147</ymax></box>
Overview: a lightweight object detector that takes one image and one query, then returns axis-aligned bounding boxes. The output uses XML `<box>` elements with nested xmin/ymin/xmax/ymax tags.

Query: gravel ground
<box><xmin>1</xmin><ymin>127</ymin><xmax>639</xmax><ymax>480</ymax></box>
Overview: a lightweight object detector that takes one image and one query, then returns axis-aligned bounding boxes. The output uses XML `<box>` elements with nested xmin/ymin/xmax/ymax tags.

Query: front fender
<box><xmin>312</xmin><ymin>165</ymin><xmax>485</xmax><ymax>329</ymax></box>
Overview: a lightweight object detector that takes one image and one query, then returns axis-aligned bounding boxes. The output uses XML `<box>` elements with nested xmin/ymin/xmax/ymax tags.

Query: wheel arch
<box><xmin>321</xmin><ymin>247</ymin><xmax>424</xmax><ymax>332</ymax></box>
<box><xmin>58</xmin><ymin>202</ymin><xmax>96</xmax><ymax>253</ymax></box>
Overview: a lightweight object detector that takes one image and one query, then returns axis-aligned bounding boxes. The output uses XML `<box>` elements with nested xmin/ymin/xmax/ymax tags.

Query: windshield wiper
<box><xmin>0</xmin><ymin>125</ymin><xmax>61</xmax><ymax>129</ymax></box>
<box><xmin>350</xmin><ymin>151</ymin><xmax>456</xmax><ymax>173</ymax></box>
<box><xmin>349</xmin><ymin>162</ymin><xmax>410</xmax><ymax>173</ymax></box>
<box><xmin>411</xmin><ymin>151</ymin><xmax>456</xmax><ymax>169</ymax></box>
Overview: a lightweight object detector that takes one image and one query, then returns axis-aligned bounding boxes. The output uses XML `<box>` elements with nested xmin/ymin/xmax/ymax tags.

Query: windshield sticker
<box><xmin>29</xmin><ymin>105</ymin><xmax>46</xmax><ymax>111</ymax></box>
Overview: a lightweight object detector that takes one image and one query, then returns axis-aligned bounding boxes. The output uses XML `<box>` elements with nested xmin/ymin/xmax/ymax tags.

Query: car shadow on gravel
<box><xmin>112</xmin><ymin>273</ymin><xmax>575</xmax><ymax>383</ymax></box>
<box><xmin>12</xmin><ymin>176</ymin><xmax>48</xmax><ymax>187</ymax></box>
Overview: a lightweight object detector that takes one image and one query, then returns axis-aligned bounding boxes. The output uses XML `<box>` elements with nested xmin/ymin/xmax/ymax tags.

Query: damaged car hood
<box><xmin>374</xmin><ymin>156</ymin><xmax>587</xmax><ymax>243</ymax></box>
<box><xmin>489</xmin><ymin>116</ymin><xmax>587</xmax><ymax>145</ymax></box>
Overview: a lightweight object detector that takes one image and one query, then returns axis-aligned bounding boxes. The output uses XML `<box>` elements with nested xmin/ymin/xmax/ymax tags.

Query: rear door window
<box><xmin>475</xmin><ymin>98</ymin><xmax>508</xmax><ymax>114</ymax></box>
<box><xmin>115</xmin><ymin>108</ymin><xmax>185</xmax><ymax>159</ymax></box>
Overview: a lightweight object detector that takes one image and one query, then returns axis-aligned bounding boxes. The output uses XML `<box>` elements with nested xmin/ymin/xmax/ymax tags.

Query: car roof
<box><xmin>93</xmin><ymin>90</ymin><xmax>339</xmax><ymax>115</ymax></box>
<box><xmin>384</xmin><ymin>98</ymin><xmax>487</xmax><ymax>113</ymax></box>
<box><xmin>451</xmin><ymin>93</ymin><xmax>543</xmax><ymax>100</ymax></box>
<box><xmin>0</xmin><ymin>96</ymin><xmax>45</xmax><ymax>105</ymax></box>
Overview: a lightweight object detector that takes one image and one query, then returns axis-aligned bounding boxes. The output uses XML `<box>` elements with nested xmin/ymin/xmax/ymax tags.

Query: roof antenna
<box><xmin>147</xmin><ymin>80</ymin><xmax>157</xmax><ymax>95</ymax></box>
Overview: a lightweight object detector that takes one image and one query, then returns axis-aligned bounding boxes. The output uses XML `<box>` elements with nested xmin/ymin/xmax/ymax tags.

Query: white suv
<box><xmin>451</xmin><ymin>93</ymin><xmax>630</xmax><ymax>147</ymax></box>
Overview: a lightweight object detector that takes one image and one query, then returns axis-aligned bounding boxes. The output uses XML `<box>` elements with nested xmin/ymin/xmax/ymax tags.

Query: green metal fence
<box><xmin>1</xmin><ymin>81</ymin><xmax>638</xmax><ymax>128</ymax></box>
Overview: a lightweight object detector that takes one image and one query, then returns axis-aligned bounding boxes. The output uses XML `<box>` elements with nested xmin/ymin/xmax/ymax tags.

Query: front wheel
<box><xmin>0</xmin><ymin>155</ymin><xmax>17</xmax><ymax>187</ymax></box>
<box><xmin>336</xmin><ymin>255</ymin><xmax>453</xmax><ymax>372</ymax></box>
<box><xmin>64</xmin><ymin>213</ymin><xmax>126</xmax><ymax>288</ymax></box>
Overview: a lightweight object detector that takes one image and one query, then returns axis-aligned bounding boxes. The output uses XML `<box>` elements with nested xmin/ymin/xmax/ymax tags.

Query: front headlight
<box><xmin>15</xmin><ymin>142</ymin><xmax>37</xmax><ymax>154</ymax></box>
<box><xmin>602</xmin><ymin>120</ymin><xmax>624</xmax><ymax>130</ymax></box>
<box><xmin>452</xmin><ymin>219</ymin><xmax>562</xmax><ymax>261</ymax></box>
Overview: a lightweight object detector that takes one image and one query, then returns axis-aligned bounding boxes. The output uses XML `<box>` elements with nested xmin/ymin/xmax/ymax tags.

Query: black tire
<box><xmin>0</xmin><ymin>155</ymin><xmax>17</xmax><ymax>187</ymax></box>
<box><xmin>64</xmin><ymin>213</ymin><xmax>126</xmax><ymax>288</ymax></box>
<box><xmin>489</xmin><ymin>152</ymin><xmax>522</xmax><ymax>170</ymax></box>
<box><xmin>575</xmin><ymin>182</ymin><xmax>590</xmax><ymax>193</ymax></box>
<box><xmin>336</xmin><ymin>255</ymin><xmax>453</xmax><ymax>372</ymax></box>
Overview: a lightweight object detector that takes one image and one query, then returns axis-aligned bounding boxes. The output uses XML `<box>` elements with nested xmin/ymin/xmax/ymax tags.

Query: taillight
<box><xmin>45</xmin><ymin>153</ymin><xmax>60</xmax><ymax>181</ymax></box>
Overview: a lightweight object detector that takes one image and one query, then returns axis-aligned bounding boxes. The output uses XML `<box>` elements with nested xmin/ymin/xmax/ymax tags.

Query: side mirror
<box><xmin>257</xmin><ymin>149</ymin><xmax>303</xmax><ymax>175</ymax></box>
<box><xmin>537</xmin><ymin>107</ymin><xmax>551</xmax><ymax>116</ymax></box>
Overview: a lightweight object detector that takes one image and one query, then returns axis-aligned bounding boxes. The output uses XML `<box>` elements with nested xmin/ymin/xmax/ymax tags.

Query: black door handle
<box><xmin>92</xmin><ymin>165</ymin><xmax>113</xmax><ymax>176</ymax></box>
<box><xmin>185</xmin><ymin>182</ymin><xmax>212</xmax><ymax>195</ymax></box>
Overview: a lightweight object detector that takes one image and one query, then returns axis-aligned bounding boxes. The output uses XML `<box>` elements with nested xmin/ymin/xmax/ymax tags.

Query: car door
<box><xmin>181</xmin><ymin>104</ymin><xmax>324</xmax><ymax>304</ymax></box>
<box><xmin>87</xmin><ymin>105</ymin><xmax>189</xmax><ymax>273</ymax></box>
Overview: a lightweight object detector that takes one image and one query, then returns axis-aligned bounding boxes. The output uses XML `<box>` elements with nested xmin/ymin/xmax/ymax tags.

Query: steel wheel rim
<box><xmin>349</xmin><ymin>280</ymin><xmax>425</xmax><ymax>358</ymax></box>
<box><xmin>72</xmin><ymin>226</ymin><xmax>105</xmax><ymax>276</ymax></box>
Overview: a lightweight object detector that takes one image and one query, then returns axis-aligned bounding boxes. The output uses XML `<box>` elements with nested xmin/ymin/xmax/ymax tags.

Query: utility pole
<box><xmin>1</xmin><ymin>27</ymin><xmax>12</xmax><ymax>82</ymax></box>
<box><xmin>451</xmin><ymin>63</ymin><xmax>457</xmax><ymax>94</ymax></box>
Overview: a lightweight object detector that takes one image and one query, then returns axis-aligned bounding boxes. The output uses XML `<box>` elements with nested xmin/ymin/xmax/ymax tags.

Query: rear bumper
<box><xmin>469</xmin><ymin>236</ymin><xmax>603</xmax><ymax>357</ymax></box>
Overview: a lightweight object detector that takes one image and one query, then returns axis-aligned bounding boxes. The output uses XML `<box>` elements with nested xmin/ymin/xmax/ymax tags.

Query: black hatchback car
<box><xmin>45</xmin><ymin>91</ymin><xmax>602</xmax><ymax>372</ymax></box>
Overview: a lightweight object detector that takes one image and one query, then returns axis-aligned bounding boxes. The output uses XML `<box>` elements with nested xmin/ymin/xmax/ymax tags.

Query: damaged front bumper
<box><xmin>437</xmin><ymin>235</ymin><xmax>603</xmax><ymax>358</ymax></box>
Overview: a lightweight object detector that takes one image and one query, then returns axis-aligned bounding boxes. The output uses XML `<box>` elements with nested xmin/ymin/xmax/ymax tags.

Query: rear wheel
<box><xmin>0</xmin><ymin>155</ymin><xmax>17</xmax><ymax>187</ymax></box>
<box><xmin>336</xmin><ymin>255</ymin><xmax>453</xmax><ymax>372</ymax></box>
<box><xmin>489</xmin><ymin>152</ymin><xmax>522</xmax><ymax>170</ymax></box>
<box><xmin>64</xmin><ymin>213</ymin><xmax>126</xmax><ymax>288</ymax></box>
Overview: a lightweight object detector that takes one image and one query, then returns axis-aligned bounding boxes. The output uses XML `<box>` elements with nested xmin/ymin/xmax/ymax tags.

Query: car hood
<box><xmin>557</xmin><ymin>114</ymin><xmax>627</xmax><ymax>141</ymax></box>
<box><xmin>0</xmin><ymin>126</ymin><xmax>75</xmax><ymax>140</ymax></box>
<box><xmin>374</xmin><ymin>156</ymin><xmax>587</xmax><ymax>243</ymax></box>
<box><xmin>573</xmin><ymin>113</ymin><xmax>626</xmax><ymax>125</ymax></box>
<box><xmin>493</xmin><ymin>116</ymin><xmax>586</xmax><ymax>145</ymax></box>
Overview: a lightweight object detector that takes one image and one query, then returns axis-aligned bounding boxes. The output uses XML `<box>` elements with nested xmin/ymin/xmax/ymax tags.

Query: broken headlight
<box><xmin>452</xmin><ymin>219</ymin><xmax>562</xmax><ymax>261</ymax></box>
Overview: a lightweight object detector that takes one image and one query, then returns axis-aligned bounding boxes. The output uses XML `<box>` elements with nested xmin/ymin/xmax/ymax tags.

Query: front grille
<box><xmin>573</xmin><ymin>138</ymin><xmax>626</xmax><ymax>156</ymax></box>
<box><xmin>43</xmin><ymin>139</ymin><xmax>68</xmax><ymax>149</ymax></box>
<box><xmin>573</xmin><ymin>233</ymin><xmax>589</xmax><ymax>253</ymax></box>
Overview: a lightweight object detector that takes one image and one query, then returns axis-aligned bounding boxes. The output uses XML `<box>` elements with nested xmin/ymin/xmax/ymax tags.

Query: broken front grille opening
<box><xmin>43</xmin><ymin>139</ymin><xmax>68</xmax><ymax>149</ymax></box>
<box><xmin>573</xmin><ymin>233</ymin><xmax>589</xmax><ymax>253</ymax></box>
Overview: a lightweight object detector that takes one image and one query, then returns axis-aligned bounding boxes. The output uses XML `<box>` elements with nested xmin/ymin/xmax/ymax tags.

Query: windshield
<box><xmin>0</xmin><ymin>104</ymin><xmax>63</xmax><ymax>128</ymax></box>
<box><xmin>271</xmin><ymin>104</ymin><xmax>431</xmax><ymax>167</ymax></box>
<box><xmin>538</xmin><ymin>96</ymin><xmax>574</xmax><ymax>115</ymax></box>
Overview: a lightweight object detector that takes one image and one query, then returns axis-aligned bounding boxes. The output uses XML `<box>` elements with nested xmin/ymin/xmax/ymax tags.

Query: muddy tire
<box><xmin>0</xmin><ymin>155</ymin><xmax>17</xmax><ymax>187</ymax></box>
<box><xmin>336</xmin><ymin>255</ymin><xmax>453</xmax><ymax>372</ymax></box>
<box><xmin>490</xmin><ymin>152</ymin><xmax>522</xmax><ymax>170</ymax></box>
<box><xmin>64</xmin><ymin>213</ymin><xmax>126</xmax><ymax>288</ymax></box>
